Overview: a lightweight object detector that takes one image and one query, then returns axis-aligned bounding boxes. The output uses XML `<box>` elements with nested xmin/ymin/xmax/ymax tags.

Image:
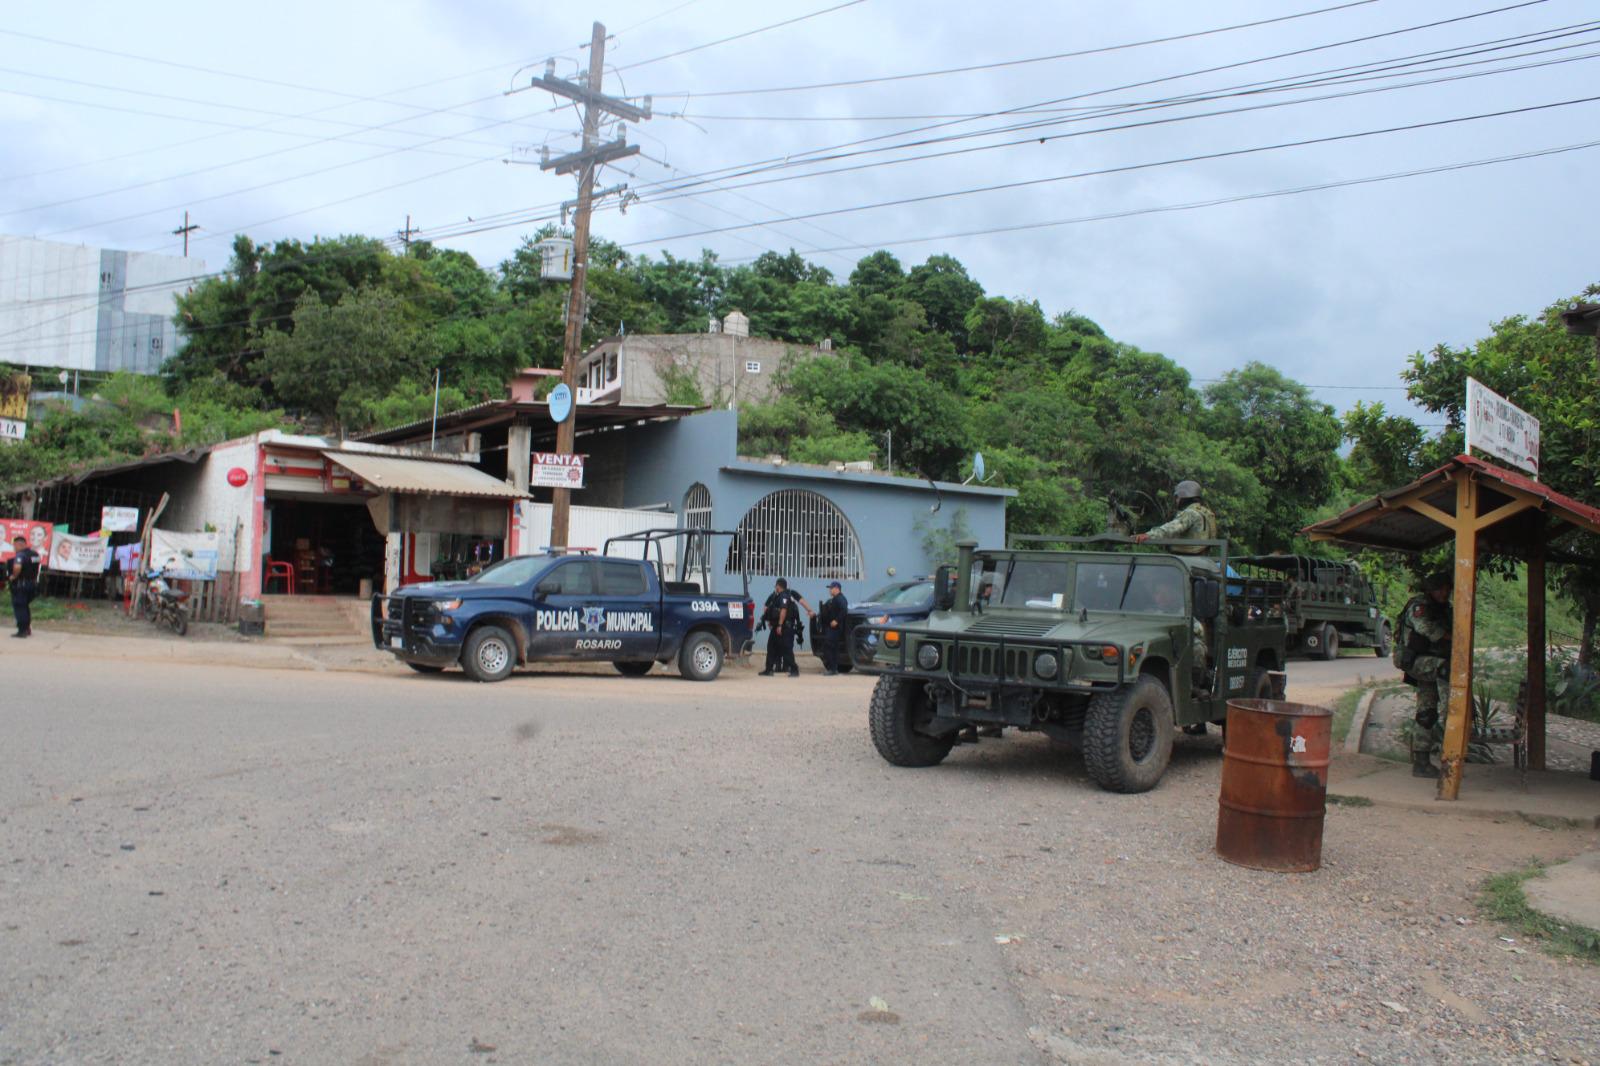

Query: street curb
<box><xmin>1345</xmin><ymin>687</ymin><xmax>1379</xmax><ymax>755</ymax></box>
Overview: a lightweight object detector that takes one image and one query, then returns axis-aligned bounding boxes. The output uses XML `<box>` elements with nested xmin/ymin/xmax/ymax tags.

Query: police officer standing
<box><xmin>9</xmin><ymin>533</ymin><xmax>41</xmax><ymax>638</ymax></box>
<box><xmin>818</xmin><ymin>581</ymin><xmax>849</xmax><ymax>675</ymax></box>
<box><xmin>1397</xmin><ymin>571</ymin><xmax>1452</xmax><ymax>778</ymax></box>
<box><xmin>782</xmin><ymin>585</ymin><xmax>817</xmax><ymax>676</ymax></box>
<box><xmin>758</xmin><ymin>578</ymin><xmax>795</xmax><ymax>676</ymax></box>
<box><xmin>1133</xmin><ymin>480</ymin><xmax>1218</xmax><ymax>555</ymax></box>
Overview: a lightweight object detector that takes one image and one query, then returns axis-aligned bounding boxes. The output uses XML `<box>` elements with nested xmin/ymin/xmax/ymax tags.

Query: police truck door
<box><xmin>594</xmin><ymin>559</ymin><xmax>659</xmax><ymax>661</ymax></box>
<box><xmin>530</xmin><ymin>559</ymin><xmax>597</xmax><ymax>658</ymax></box>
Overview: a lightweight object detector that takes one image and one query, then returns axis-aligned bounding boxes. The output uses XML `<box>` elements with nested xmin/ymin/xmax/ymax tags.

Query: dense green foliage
<box><xmin>6</xmin><ymin>223</ymin><xmax>1596</xmax><ymax>649</ymax></box>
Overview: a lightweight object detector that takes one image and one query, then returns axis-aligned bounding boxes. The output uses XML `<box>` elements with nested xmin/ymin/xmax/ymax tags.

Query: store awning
<box><xmin>322</xmin><ymin>452</ymin><xmax>528</xmax><ymax>500</ymax></box>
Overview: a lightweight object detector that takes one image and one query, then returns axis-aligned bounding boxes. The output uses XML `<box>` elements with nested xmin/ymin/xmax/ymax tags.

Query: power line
<box><xmin>620</xmin><ymin>91</ymin><xmax>1600</xmax><ymax>247</ymax></box>
<box><xmin>711</xmin><ymin>137</ymin><xmax>1600</xmax><ymax>262</ymax></box>
<box><xmin>613</xmin><ymin>0</ymin><xmax>868</xmax><ymax>72</ymax></box>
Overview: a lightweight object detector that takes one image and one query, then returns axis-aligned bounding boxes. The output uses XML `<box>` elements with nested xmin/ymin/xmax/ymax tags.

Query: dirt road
<box><xmin>1</xmin><ymin>651</ymin><xmax>1594</xmax><ymax>1064</ymax></box>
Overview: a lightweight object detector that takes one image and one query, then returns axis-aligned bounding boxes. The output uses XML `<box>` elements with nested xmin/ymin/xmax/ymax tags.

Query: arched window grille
<box><xmin>681</xmin><ymin>483</ymin><xmax>713</xmax><ymax>586</ymax></box>
<box><xmin>726</xmin><ymin>489</ymin><xmax>864</xmax><ymax>580</ymax></box>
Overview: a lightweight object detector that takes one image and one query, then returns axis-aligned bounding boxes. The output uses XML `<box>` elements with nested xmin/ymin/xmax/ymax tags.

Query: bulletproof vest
<box><xmin>13</xmin><ymin>549</ymin><xmax>39</xmax><ymax>583</ymax></box>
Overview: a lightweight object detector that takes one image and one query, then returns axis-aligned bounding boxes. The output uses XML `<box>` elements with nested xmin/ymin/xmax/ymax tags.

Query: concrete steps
<box><xmin>264</xmin><ymin>595</ymin><xmax>371</xmax><ymax>640</ymax></box>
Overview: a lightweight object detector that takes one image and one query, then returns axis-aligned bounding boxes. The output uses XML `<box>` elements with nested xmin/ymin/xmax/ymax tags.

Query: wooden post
<box><xmin>1527</xmin><ymin>539</ymin><xmax>1547</xmax><ymax>770</ymax></box>
<box><xmin>1438</xmin><ymin>472</ymin><xmax>1479</xmax><ymax>801</ymax></box>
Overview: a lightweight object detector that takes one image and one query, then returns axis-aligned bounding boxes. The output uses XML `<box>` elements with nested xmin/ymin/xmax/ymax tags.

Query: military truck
<box><xmin>1234</xmin><ymin>554</ymin><xmax>1388</xmax><ymax>660</ymax></box>
<box><xmin>854</xmin><ymin>537</ymin><xmax>1288</xmax><ymax>793</ymax></box>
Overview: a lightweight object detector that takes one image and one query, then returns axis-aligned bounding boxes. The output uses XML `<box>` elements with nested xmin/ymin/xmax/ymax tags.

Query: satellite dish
<box><xmin>548</xmin><ymin>383</ymin><xmax>573</xmax><ymax>423</ymax></box>
<box><xmin>973</xmin><ymin>452</ymin><xmax>986</xmax><ymax>482</ymax></box>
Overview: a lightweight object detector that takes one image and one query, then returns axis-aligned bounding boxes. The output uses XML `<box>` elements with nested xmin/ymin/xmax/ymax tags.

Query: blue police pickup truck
<box><xmin>372</xmin><ymin>530</ymin><xmax>754</xmax><ymax>683</ymax></box>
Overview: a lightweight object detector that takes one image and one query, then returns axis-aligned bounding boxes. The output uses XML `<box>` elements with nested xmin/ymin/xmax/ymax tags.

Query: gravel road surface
<box><xmin>2</xmin><ymin>653</ymin><xmax>1595</xmax><ymax>1065</ymax></box>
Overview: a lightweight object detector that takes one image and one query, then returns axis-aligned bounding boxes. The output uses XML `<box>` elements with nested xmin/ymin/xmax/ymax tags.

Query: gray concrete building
<box><xmin>0</xmin><ymin>235</ymin><xmax>205</xmax><ymax>374</ymax></box>
<box><xmin>576</xmin><ymin>312</ymin><xmax>831</xmax><ymax>409</ymax></box>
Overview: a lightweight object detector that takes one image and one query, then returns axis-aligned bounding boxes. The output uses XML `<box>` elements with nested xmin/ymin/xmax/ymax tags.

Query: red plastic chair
<box><xmin>265</xmin><ymin>560</ymin><xmax>296</xmax><ymax>595</ymax></box>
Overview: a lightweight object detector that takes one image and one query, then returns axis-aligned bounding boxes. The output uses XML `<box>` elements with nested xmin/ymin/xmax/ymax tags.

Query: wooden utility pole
<box><xmin>172</xmin><ymin>211</ymin><xmax>198</xmax><ymax>257</ymax></box>
<box><xmin>537</xmin><ymin>21</ymin><xmax>649</xmax><ymax>547</ymax></box>
<box><xmin>398</xmin><ymin>214</ymin><xmax>419</xmax><ymax>250</ymax></box>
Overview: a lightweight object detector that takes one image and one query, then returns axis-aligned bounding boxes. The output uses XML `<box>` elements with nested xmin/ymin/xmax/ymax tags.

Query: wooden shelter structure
<box><xmin>1303</xmin><ymin>454</ymin><xmax>1600</xmax><ymax>800</ymax></box>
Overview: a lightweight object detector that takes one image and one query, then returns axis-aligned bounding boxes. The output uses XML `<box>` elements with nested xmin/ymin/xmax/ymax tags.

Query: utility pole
<box><xmin>172</xmin><ymin>211</ymin><xmax>198</xmax><ymax>257</ymax></box>
<box><xmin>398</xmin><ymin>214</ymin><xmax>419</xmax><ymax>250</ymax></box>
<box><xmin>537</xmin><ymin>21</ymin><xmax>651</xmax><ymax>547</ymax></box>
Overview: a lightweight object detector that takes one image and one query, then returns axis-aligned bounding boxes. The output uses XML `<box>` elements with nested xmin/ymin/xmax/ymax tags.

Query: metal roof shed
<box><xmin>1303</xmin><ymin>454</ymin><xmax>1600</xmax><ymax>799</ymax></box>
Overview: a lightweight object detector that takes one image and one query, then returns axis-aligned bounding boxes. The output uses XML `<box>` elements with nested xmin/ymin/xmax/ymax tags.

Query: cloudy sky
<box><xmin>3</xmin><ymin>0</ymin><xmax>1596</xmax><ymax>423</ymax></box>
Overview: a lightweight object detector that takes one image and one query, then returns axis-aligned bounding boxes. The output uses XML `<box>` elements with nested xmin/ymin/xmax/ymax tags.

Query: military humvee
<box><xmin>854</xmin><ymin>537</ymin><xmax>1288</xmax><ymax>793</ymax></box>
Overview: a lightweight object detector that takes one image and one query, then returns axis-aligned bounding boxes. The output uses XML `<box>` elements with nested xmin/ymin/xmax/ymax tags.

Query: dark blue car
<box><xmin>374</xmin><ymin>539</ymin><xmax>754</xmax><ymax>683</ymax></box>
<box><xmin>810</xmin><ymin>579</ymin><xmax>934</xmax><ymax>673</ymax></box>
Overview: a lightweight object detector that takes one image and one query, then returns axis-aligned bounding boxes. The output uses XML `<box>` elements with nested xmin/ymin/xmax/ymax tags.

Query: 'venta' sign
<box><xmin>532</xmin><ymin>452</ymin><xmax>585</xmax><ymax>489</ymax></box>
<box><xmin>1466</xmin><ymin>377</ymin><xmax>1541</xmax><ymax>479</ymax></box>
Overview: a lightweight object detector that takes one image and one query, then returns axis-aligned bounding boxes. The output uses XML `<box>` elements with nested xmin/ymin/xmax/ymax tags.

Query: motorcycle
<box><xmin>143</xmin><ymin>568</ymin><xmax>190</xmax><ymax>636</ymax></box>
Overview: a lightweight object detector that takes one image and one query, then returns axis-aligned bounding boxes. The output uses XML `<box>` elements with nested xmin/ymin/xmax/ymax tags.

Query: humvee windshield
<box><xmin>974</xmin><ymin>556</ymin><xmax>1187</xmax><ymax>616</ymax></box>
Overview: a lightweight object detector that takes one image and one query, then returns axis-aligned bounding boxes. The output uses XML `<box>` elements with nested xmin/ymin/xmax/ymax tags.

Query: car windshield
<box><xmin>1075</xmin><ymin>561</ymin><xmax>1186</xmax><ymax>616</ymax></box>
<box><xmin>462</xmin><ymin>555</ymin><xmax>551</xmax><ymax>586</ymax></box>
<box><xmin>866</xmin><ymin>581</ymin><xmax>933</xmax><ymax>605</ymax></box>
<box><xmin>975</xmin><ymin>559</ymin><xmax>1070</xmax><ymax>609</ymax></box>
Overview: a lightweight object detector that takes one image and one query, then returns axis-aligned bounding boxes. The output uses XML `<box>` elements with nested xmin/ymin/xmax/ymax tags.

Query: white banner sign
<box><xmin>49</xmin><ymin>531</ymin><xmax>111</xmax><ymax>573</ymax></box>
<box><xmin>1466</xmin><ymin>377</ymin><xmax>1540</xmax><ymax>478</ymax></box>
<box><xmin>149</xmin><ymin>529</ymin><xmax>220</xmax><ymax>580</ymax></box>
<box><xmin>531</xmin><ymin>451</ymin><xmax>585</xmax><ymax>489</ymax></box>
<box><xmin>100</xmin><ymin>506</ymin><xmax>139</xmax><ymax>532</ymax></box>
<box><xmin>0</xmin><ymin>417</ymin><xmax>24</xmax><ymax>441</ymax></box>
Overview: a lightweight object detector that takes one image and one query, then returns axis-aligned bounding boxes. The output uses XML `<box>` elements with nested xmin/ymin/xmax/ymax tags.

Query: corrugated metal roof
<box><xmin>1303</xmin><ymin>453</ymin><xmax>1600</xmax><ymax>554</ymax></box>
<box><xmin>322</xmin><ymin>451</ymin><xmax>527</xmax><ymax>499</ymax></box>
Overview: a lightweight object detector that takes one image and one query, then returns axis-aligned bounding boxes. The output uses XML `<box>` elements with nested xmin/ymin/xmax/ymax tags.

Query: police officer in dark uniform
<box><xmin>818</xmin><ymin>581</ymin><xmax>848</xmax><ymax>675</ymax></box>
<box><xmin>9</xmin><ymin>534</ymin><xmax>41</xmax><ymax>638</ymax></box>
<box><xmin>758</xmin><ymin>578</ymin><xmax>795</xmax><ymax>676</ymax></box>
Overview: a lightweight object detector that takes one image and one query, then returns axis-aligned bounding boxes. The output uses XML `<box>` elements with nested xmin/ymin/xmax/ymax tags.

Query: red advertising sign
<box><xmin>226</xmin><ymin>466</ymin><xmax>249</xmax><ymax>487</ymax></box>
<box><xmin>1</xmin><ymin>519</ymin><xmax>53</xmax><ymax>564</ymax></box>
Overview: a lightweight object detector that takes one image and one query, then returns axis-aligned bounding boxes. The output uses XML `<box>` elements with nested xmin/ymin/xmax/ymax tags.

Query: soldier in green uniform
<box><xmin>1396</xmin><ymin>571</ymin><xmax>1452</xmax><ymax>778</ymax></box>
<box><xmin>1133</xmin><ymin>480</ymin><xmax>1218</xmax><ymax>556</ymax></box>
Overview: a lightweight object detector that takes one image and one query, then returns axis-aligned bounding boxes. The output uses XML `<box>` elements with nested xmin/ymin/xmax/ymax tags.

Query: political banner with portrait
<box><xmin>49</xmin><ymin>531</ymin><xmax>112</xmax><ymax>573</ymax></box>
<box><xmin>1</xmin><ymin>519</ymin><xmax>53</xmax><ymax>564</ymax></box>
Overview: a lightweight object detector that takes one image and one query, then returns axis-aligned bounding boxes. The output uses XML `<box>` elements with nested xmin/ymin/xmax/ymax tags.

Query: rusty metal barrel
<box><xmin>1216</xmin><ymin>698</ymin><xmax>1332</xmax><ymax>872</ymax></box>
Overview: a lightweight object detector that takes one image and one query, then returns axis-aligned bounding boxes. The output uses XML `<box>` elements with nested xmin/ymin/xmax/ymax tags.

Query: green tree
<box><xmin>1202</xmin><ymin>362</ymin><xmax>1341</xmax><ymax>551</ymax></box>
<box><xmin>259</xmin><ymin>287</ymin><xmax>433</xmax><ymax>429</ymax></box>
<box><xmin>902</xmin><ymin>254</ymin><xmax>984</xmax><ymax>350</ymax></box>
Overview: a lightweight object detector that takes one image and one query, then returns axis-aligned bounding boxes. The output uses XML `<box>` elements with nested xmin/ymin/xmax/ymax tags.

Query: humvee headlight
<box><xmin>916</xmin><ymin>643</ymin><xmax>941</xmax><ymax>670</ymax></box>
<box><xmin>1099</xmin><ymin>645</ymin><xmax>1120</xmax><ymax>663</ymax></box>
<box><xmin>883</xmin><ymin>630</ymin><xmax>901</xmax><ymax>648</ymax></box>
<box><xmin>1033</xmin><ymin>651</ymin><xmax>1059</xmax><ymax>680</ymax></box>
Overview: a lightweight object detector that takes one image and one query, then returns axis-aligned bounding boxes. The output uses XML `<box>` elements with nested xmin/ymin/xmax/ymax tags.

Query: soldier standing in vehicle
<box><xmin>818</xmin><ymin>581</ymin><xmax>848</xmax><ymax>675</ymax></box>
<box><xmin>1397</xmin><ymin>571</ymin><xmax>1452</xmax><ymax>778</ymax></box>
<box><xmin>1133</xmin><ymin>480</ymin><xmax>1217</xmax><ymax>555</ymax></box>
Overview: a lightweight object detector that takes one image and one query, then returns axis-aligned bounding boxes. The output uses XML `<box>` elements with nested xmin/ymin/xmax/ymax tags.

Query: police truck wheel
<box><xmin>462</xmin><ymin>625</ymin><xmax>516</xmax><ymax>683</ymax></box>
<box><xmin>868</xmin><ymin>676</ymin><xmax>954</xmax><ymax>767</ymax></box>
<box><xmin>1375</xmin><ymin>621</ymin><xmax>1392</xmax><ymax>658</ymax></box>
<box><xmin>406</xmin><ymin>662</ymin><xmax>445</xmax><ymax>675</ymax></box>
<box><xmin>1083</xmin><ymin>675</ymin><xmax>1175</xmax><ymax>793</ymax></box>
<box><xmin>1319</xmin><ymin>624</ymin><xmax>1340</xmax><ymax>660</ymax></box>
<box><xmin>678</xmin><ymin>632</ymin><xmax>724</xmax><ymax>682</ymax></box>
<box><xmin>614</xmin><ymin>660</ymin><xmax>654</xmax><ymax>677</ymax></box>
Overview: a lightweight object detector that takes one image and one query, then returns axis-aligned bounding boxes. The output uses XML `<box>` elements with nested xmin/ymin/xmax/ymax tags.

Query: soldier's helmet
<box><xmin>1174</xmin><ymin>479</ymin><xmax>1202</xmax><ymax>501</ymax></box>
<box><xmin>1420</xmin><ymin>571</ymin><xmax>1451</xmax><ymax>592</ymax></box>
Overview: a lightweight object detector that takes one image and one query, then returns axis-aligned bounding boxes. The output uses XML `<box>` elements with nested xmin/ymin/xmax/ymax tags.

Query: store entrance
<box><xmin>264</xmin><ymin>495</ymin><xmax>385</xmax><ymax>596</ymax></box>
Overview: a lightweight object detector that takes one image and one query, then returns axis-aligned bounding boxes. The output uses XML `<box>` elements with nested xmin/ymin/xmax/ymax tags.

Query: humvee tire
<box><xmin>1084</xmin><ymin>674</ymin><xmax>1175</xmax><ymax>793</ymax></box>
<box><xmin>1318</xmin><ymin>624</ymin><xmax>1340</xmax><ymax>661</ymax></box>
<box><xmin>1375</xmin><ymin>621</ymin><xmax>1392</xmax><ymax>658</ymax></box>
<box><xmin>869</xmin><ymin>675</ymin><xmax>955</xmax><ymax>767</ymax></box>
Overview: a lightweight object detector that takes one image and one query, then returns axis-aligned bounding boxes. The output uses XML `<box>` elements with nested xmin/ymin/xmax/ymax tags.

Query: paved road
<box><xmin>2</xmin><ymin>651</ymin><xmax>1593</xmax><ymax>1065</ymax></box>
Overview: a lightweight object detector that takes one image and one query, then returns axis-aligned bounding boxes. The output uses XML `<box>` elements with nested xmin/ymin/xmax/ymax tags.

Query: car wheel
<box><xmin>1375</xmin><ymin>621</ymin><xmax>1392</xmax><ymax>658</ymax></box>
<box><xmin>462</xmin><ymin>625</ymin><xmax>516</xmax><ymax>683</ymax></box>
<box><xmin>868</xmin><ymin>675</ymin><xmax>954</xmax><ymax>767</ymax></box>
<box><xmin>614</xmin><ymin>660</ymin><xmax>654</xmax><ymax>677</ymax></box>
<box><xmin>1320</xmin><ymin>624</ymin><xmax>1340</xmax><ymax>661</ymax></box>
<box><xmin>678</xmin><ymin>632</ymin><xmax>724</xmax><ymax>682</ymax></box>
<box><xmin>1083</xmin><ymin>674</ymin><xmax>1176</xmax><ymax>793</ymax></box>
<box><xmin>406</xmin><ymin>662</ymin><xmax>446</xmax><ymax>675</ymax></box>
